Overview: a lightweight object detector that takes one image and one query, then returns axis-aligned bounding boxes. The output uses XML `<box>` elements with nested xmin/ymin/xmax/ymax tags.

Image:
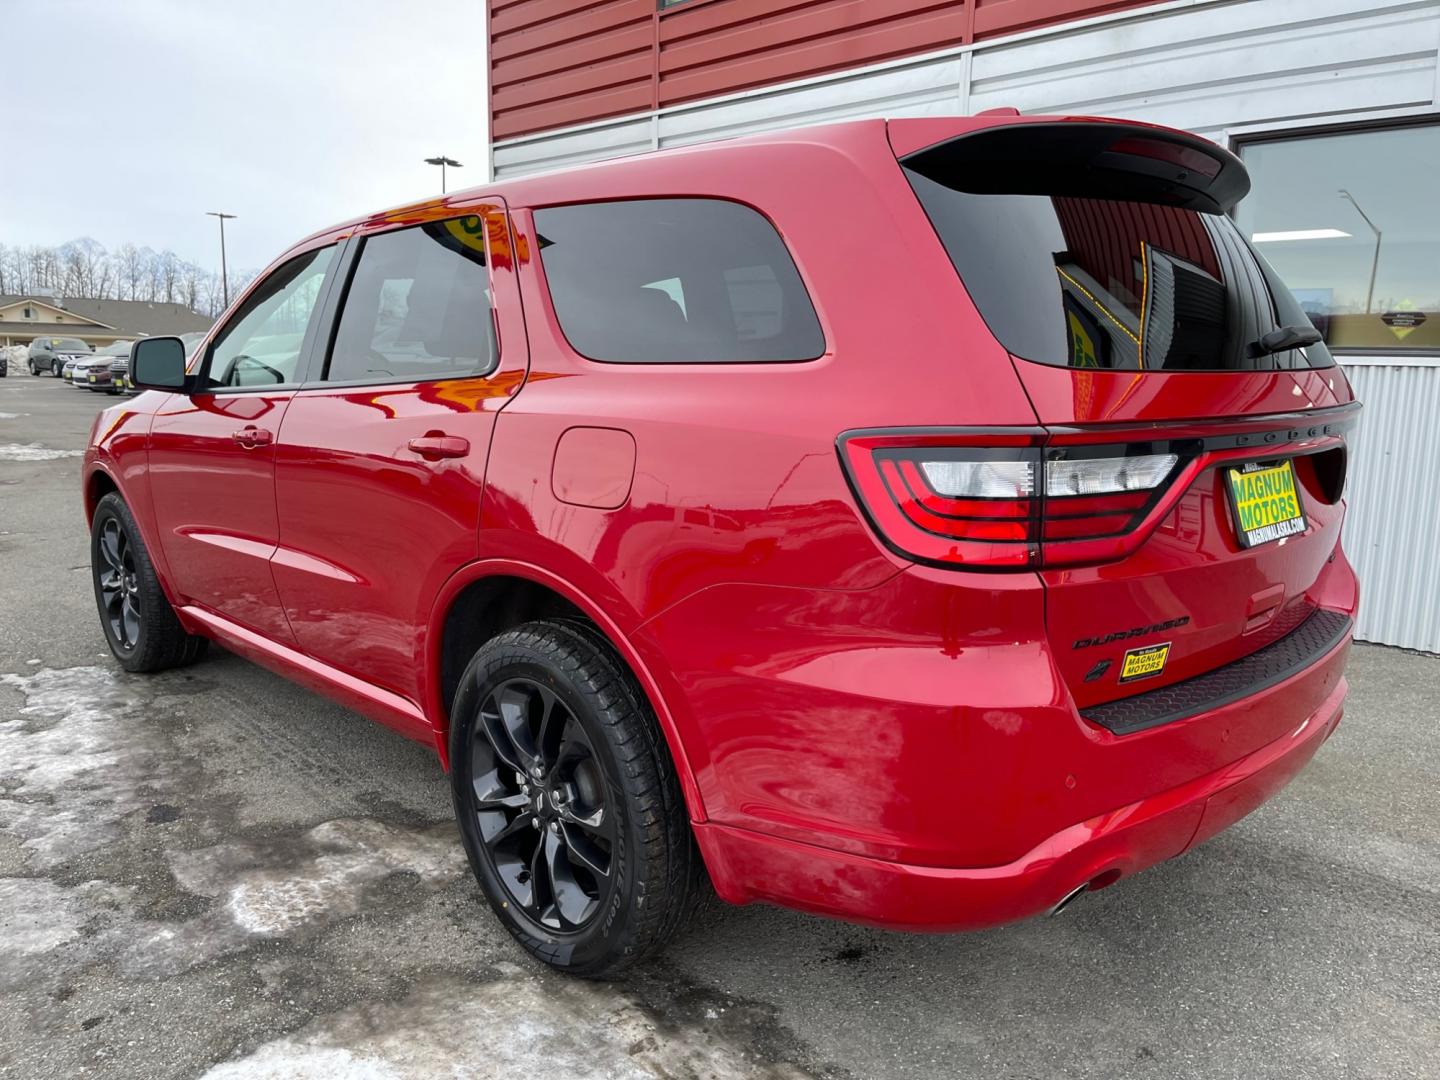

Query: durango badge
<box><xmin>1119</xmin><ymin>642</ymin><xmax>1171</xmax><ymax>683</ymax></box>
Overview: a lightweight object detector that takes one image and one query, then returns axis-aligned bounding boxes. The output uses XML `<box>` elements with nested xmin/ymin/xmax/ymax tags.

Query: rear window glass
<box><xmin>534</xmin><ymin>199</ymin><xmax>825</xmax><ymax>363</ymax></box>
<box><xmin>903</xmin><ymin>162</ymin><xmax>1335</xmax><ymax>373</ymax></box>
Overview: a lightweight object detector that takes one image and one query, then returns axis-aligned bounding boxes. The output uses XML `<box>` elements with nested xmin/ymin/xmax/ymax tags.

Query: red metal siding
<box><xmin>489</xmin><ymin>0</ymin><xmax>1167</xmax><ymax>142</ymax></box>
<box><xmin>656</xmin><ymin>0</ymin><xmax>967</xmax><ymax>106</ymax></box>
<box><xmin>490</xmin><ymin>0</ymin><xmax>655</xmax><ymax>140</ymax></box>
<box><xmin>972</xmin><ymin>0</ymin><xmax>1170</xmax><ymax>37</ymax></box>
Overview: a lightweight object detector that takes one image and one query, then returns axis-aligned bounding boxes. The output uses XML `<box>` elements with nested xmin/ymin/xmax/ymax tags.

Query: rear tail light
<box><xmin>838</xmin><ymin>431</ymin><xmax>1186</xmax><ymax>569</ymax></box>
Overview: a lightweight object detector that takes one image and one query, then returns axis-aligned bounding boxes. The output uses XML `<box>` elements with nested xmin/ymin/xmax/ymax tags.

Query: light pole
<box><xmin>425</xmin><ymin>155</ymin><xmax>463</xmax><ymax>194</ymax></box>
<box><xmin>206</xmin><ymin>211</ymin><xmax>237</xmax><ymax>309</ymax></box>
<box><xmin>1338</xmin><ymin>189</ymin><xmax>1382</xmax><ymax>315</ymax></box>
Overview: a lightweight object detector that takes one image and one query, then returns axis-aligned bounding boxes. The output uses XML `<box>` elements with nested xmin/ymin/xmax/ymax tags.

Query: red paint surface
<box><xmin>83</xmin><ymin>115</ymin><xmax>1358</xmax><ymax>929</ymax></box>
<box><xmin>489</xmin><ymin>0</ymin><xmax>1169</xmax><ymax>141</ymax></box>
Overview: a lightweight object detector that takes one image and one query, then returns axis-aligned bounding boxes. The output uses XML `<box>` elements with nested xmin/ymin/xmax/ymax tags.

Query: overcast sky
<box><xmin>0</xmin><ymin>0</ymin><xmax>486</xmax><ymax>277</ymax></box>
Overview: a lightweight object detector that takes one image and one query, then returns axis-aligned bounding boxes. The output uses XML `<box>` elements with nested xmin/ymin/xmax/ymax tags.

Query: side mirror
<box><xmin>129</xmin><ymin>337</ymin><xmax>192</xmax><ymax>392</ymax></box>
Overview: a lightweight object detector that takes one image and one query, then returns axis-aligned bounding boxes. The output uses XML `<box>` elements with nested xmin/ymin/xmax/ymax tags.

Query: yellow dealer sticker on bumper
<box><xmin>1119</xmin><ymin>642</ymin><xmax>1171</xmax><ymax>683</ymax></box>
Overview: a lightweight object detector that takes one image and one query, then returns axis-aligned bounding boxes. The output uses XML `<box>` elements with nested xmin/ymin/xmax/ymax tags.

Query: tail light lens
<box><xmin>838</xmin><ymin>431</ymin><xmax>1186</xmax><ymax>569</ymax></box>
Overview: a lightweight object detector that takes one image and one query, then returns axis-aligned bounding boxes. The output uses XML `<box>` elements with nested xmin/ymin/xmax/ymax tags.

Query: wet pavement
<box><xmin>1</xmin><ymin>368</ymin><xmax>1437</xmax><ymax>1079</ymax></box>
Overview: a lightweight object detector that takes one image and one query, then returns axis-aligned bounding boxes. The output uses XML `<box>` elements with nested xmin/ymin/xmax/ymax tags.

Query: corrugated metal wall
<box><xmin>1339</xmin><ymin>363</ymin><xmax>1440</xmax><ymax>653</ymax></box>
<box><xmin>488</xmin><ymin>0</ymin><xmax>1166</xmax><ymax>142</ymax></box>
<box><xmin>493</xmin><ymin>0</ymin><xmax>1440</xmax><ymax>175</ymax></box>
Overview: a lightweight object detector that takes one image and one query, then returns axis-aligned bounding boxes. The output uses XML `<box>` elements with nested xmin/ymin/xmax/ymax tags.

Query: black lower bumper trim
<box><xmin>1080</xmin><ymin>609</ymin><xmax>1352</xmax><ymax>736</ymax></box>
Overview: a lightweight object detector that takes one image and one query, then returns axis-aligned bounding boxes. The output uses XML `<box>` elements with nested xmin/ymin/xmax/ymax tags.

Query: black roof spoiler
<box><xmin>900</xmin><ymin>120</ymin><xmax>1250</xmax><ymax>214</ymax></box>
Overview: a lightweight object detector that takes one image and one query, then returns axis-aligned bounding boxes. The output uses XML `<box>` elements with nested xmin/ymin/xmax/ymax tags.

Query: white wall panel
<box><xmin>658</xmin><ymin>58</ymin><xmax>966</xmax><ymax>148</ymax></box>
<box><xmin>1338</xmin><ymin>363</ymin><xmax>1440</xmax><ymax>653</ymax></box>
<box><xmin>493</xmin><ymin>116</ymin><xmax>653</xmax><ymax>179</ymax></box>
<box><xmin>969</xmin><ymin>0</ymin><xmax>1440</xmax><ymax>129</ymax></box>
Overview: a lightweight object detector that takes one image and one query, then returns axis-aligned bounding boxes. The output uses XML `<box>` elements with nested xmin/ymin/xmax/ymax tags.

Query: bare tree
<box><xmin>156</xmin><ymin>251</ymin><xmax>180</xmax><ymax>304</ymax></box>
<box><xmin>1</xmin><ymin>237</ymin><xmax>230</xmax><ymax>317</ymax></box>
<box><xmin>113</xmin><ymin>243</ymin><xmax>144</xmax><ymax>301</ymax></box>
<box><xmin>180</xmin><ymin>263</ymin><xmax>202</xmax><ymax>311</ymax></box>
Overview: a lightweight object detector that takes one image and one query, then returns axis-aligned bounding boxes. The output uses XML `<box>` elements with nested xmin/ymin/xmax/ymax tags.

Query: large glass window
<box><xmin>534</xmin><ymin>198</ymin><xmax>825</xmax><ymax>363</ymax></box>
<box><xmin>1235</xmin><ymin>123</ymin><xmax>1439</xmax><ymax>353</ymax></box>
<box><xmin>205</xmin><ymin>246</ymin><xmax>334</xmax><ymax>388</ymax></box>
<box><xmin>324</xmin><ymin>218</ymin><xmax>496</xmax><ymax>384</ymax></box>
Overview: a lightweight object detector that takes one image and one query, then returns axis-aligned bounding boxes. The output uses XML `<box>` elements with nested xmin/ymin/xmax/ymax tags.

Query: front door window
<box><xmin>205</xmin><ymin>246</ymin><xmax>335</xmax><ymax>388</ymax></box>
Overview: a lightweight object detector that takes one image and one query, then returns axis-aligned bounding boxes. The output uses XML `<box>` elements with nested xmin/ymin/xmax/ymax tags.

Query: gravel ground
<box><xmin>1</xmin><ymin>367</ymin><xmax>1437</xmax><ymax>1079</ymax></box>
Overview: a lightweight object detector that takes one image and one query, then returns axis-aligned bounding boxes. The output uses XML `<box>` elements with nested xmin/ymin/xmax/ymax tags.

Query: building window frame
<box><xmin>1228</xmin><ymin>112</ymin><xmax>1440</xmax><ymax>358</ymax></box>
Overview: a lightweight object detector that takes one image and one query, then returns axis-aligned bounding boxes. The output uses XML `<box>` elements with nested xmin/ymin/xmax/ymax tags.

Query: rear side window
<box><xmin>325</xmin><ymin>218</ymin><xmax>497</xmax><ymax>384</ymax></box>
<box><xmin>903</xmin><ymin>125</ymin><xmax>1335</xmax><ymax>372</ymax></box>
<box><xmin>534</xmin><ymin>198</ymin><xmax>824</xmax><ymax>363</ymax></box>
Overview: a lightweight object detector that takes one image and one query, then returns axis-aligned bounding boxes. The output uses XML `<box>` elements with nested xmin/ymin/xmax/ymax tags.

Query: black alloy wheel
<box><xmin>89</xmin><ymin>492</ymin><xmax>209</xmax><ymax>673</ymax></box>
<box><xmin>96</xmin><ymin>516</ymin><xmax>142</xmax><ymax>651</ymax></box>
<box><xmin>450</xmin><ymin>620</ymin><xmax>707</xmax><ymax>976</ymax></box>
<box><xmin>470</xmin><ymin>676</ymin><xmax>616</xmax><ymax>931</ymax></box>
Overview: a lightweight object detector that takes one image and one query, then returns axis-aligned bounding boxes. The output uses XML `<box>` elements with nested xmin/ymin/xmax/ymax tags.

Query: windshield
<box><xmin>902</xmin><ymin>129</ymin><xmax>1334</xmax><ymax>373</ymax></box>
<box><xmin>51</xmin><ymin>338</ymin><xmax>91</xmax><ymax>353</ymax></box>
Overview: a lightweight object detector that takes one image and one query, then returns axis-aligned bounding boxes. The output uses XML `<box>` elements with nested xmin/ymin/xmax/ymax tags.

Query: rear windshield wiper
<box><xmin>1249</xmin><ymin>324</ymin><xmax>1322</xmax><ymax>357</ymax></box>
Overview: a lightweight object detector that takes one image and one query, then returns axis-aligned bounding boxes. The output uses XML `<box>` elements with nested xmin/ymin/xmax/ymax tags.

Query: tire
<box><xmin>91</xmin><ymin>492</ymin><xmax>209</xmax><ymax>673</ymax></box>
<box><xmin>53</xmin><ymin>360</ymin><xmax>63</xmax><ymax>377</ymax></box>
<box><xmin>449</xmin><ymin>619</ymin><xmax>705</xmax><ymax>977</ymax></box>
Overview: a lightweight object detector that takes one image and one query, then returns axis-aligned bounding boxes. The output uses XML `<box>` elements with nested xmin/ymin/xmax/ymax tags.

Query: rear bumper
<box><xmin>694</xmin><ymin>651</ymin><xmax>1346</xmax><ymax>931</ymax></box>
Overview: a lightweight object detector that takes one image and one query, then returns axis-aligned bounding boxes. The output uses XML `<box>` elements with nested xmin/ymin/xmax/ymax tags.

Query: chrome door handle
<box><xmin>407</xmin><ymin>435</ymin><xmax>469</xmax><ymax>460</ymax></box>
<box><xmin>231</xmin><ymin>427</ymin><xmax>272</xmax><ymax>448</ymax></box>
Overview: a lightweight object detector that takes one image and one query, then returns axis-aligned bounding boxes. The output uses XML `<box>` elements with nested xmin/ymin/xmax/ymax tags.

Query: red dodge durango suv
<box><xmin>85</xmin><ymin>115</ymin><xmax>1358</xmax><ymax>975</ymax></box>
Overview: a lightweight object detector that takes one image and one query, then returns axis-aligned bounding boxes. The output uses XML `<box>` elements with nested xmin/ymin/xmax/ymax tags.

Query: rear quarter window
<box><xmin>534</xmin><ymin>198</ymin><xmax>825</xmax><ymax>363</ymax></box>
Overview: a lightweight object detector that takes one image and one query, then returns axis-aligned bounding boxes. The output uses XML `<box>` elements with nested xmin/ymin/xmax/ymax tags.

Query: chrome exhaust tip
<box><xmin>1048</xmin><ymin>882</ymin><xmax>1090</xmax><ymax>917</ymax></box>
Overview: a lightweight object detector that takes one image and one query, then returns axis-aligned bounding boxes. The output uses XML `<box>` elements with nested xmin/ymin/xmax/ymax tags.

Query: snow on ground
<box><xmin>201</xmin><ymin>969</ymin><xmax>812</xmax><ymax>1080</ymax></box>
<box><xmin>0</xmin><ymin>443</ymin><xmax>83</xmax><ymax>461</ymax></box>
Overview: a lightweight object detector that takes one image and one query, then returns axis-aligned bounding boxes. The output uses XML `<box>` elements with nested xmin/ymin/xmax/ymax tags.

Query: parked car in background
<box><xmin>29</xmin><ymin>336</ymin><xmax>93</xmax><ymax>377</ymax></box>
<box><xmin>109</xmin><ymin>333</ymin><xmax>204</xmax><ymax>394</ymax></box>
<box><xmin>71</xmin><ymin>354</ymin><xmax>115</xmax><ymax>392</ymax></box>
<box><xmin>0</xmin><ymin>349</ymin><xmax>7</xmax><ymax>377</ymax></box>
<box><xmin>68</xmin><ymin>356</ymin><xmax>105</xmax><ymax>387</ymax></box>
<box><xmin>88</xmin><ymin>341</ymin><xmax>134</xmax><ymax>393</ymax></box>
<box><xmin>84</xmin><ymin>114</ymin><xmax>1359</xmax><ymax>976</ymax></box>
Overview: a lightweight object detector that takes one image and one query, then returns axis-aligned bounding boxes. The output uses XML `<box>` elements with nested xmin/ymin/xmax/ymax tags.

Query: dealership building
<box><xmin>485</xmin><ymin>0</ymin><xmax>1440</xmax><ymax>652</ymax></box>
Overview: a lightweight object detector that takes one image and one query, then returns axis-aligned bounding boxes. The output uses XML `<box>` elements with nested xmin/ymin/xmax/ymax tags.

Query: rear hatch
<box><xmin>892</xmin><ymin>119</ymin><xmax>1356</xmax><ymax>710</ymax></box>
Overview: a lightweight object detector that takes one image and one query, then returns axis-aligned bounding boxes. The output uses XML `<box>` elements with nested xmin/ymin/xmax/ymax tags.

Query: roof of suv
<box><xmin>293</xmin><ymin>114</ymin><xmax>1226</xmax><ymax>253</ymax></box>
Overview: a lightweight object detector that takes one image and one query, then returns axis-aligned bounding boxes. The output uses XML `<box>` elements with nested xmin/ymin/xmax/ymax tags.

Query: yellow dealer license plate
<box><xmin>1226</xmin><ymin>459</ymin><xmax>1305</xmax><ymax>548</ymax></box>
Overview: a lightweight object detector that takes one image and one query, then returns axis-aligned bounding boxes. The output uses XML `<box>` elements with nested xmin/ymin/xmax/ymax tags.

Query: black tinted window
<box><xmin>535</xmin><ymin>199</ymin><xmax>824</xmax><ymax>363</ymax></box>
<box><xmin>325</xmin><ymin>218</ymin><xmax>496</xmax><ymax>383</ymax></box>
<box><xmin>904</xmin><ymin>168</ymin><xmax>1335</xmax><ymax>373</ymax></box>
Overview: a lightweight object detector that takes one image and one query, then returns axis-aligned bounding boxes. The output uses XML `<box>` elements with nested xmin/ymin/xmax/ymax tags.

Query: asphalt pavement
<box><xmin>1</xmin><ymin>366</ymin><xmax>1437</xmax><ymax>1079</ymax></box>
